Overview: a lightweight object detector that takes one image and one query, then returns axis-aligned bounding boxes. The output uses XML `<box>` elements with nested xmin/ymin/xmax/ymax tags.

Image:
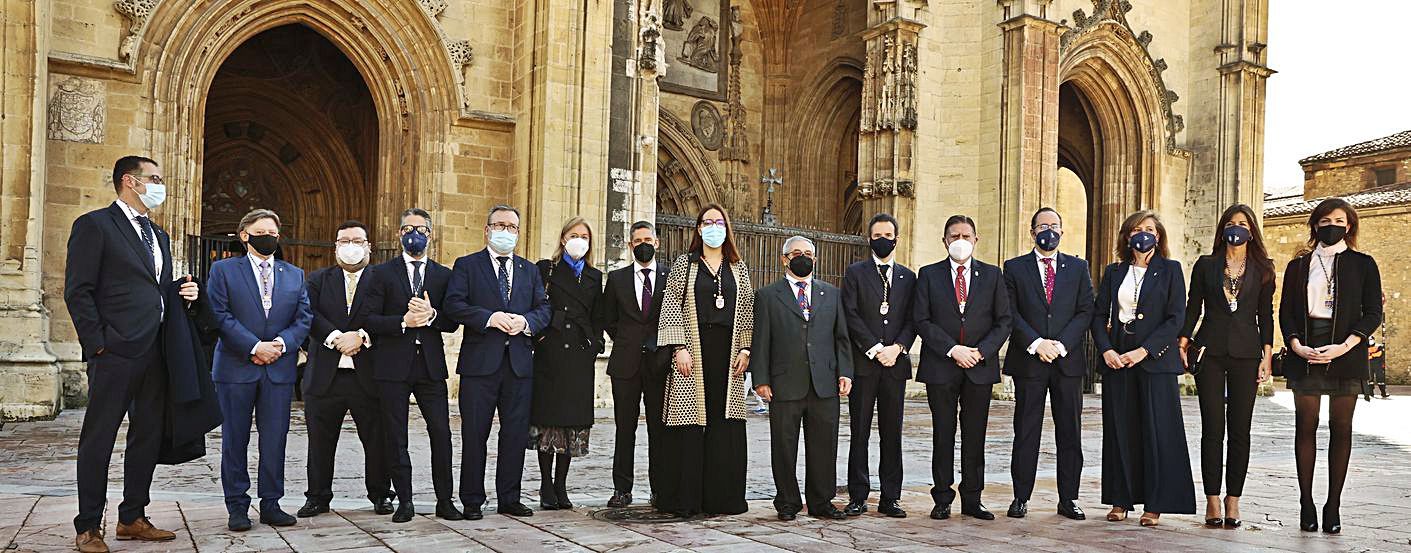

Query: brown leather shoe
<box><xmin>75</xmin><ymin>529</ymin><xmax>109</xmax><ymax>553</ymax></box>
<box><xmin>115</xmin><ymin>517</ymin><xmax>176</xmax><ymax>541</ymax></box>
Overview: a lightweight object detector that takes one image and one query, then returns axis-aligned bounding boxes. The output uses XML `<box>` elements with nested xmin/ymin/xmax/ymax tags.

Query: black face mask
<box><xmin>869</xmin><ymin>237</ymin><xmax>897</xmax><ymax>259</ymax></box>
<box><xmin>633</xmin><ymin>242</ymin><xmax>656</xmax><ymax>264</ymax></box>
<box><xmin>247</xmin><ymin>234</ymin><xmax>279</xmax><ymax>256</ymax></box>
<box><xmin>1316</xmin><ymin>224</ymin><xmax>1347</xmax><ymax>247</ymax></box>
<box><xmin>788</xmin><ymin>255</ymin><xmax>814</xmax><ymax>278</ymax></box>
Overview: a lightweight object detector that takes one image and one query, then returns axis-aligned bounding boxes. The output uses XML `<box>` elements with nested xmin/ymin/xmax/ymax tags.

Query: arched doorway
<box><xmin>201</xmin><ymin>25</ymin><xmax>377</xmax><ymax>270</ymax></box>
<box><xmin>790</xmin><ymin>64</ymin><xmax>863</xmax><ymax>233</ymax></box>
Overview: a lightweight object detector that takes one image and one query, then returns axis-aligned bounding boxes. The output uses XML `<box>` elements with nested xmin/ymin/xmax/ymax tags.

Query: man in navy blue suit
<box><xmin>1001</xmin><ymin>208</ymin><xmax>1093</xmax><ymax>521</ymax></box>
<box><xmin>206</xmin><ymin>209</ymin><xmax>313</xmax><ymax>531</ymax></box>
<box><xmin>444</xmin><ymin>205</ymin><xmax>552</xmax><ymax>519</ymax></box>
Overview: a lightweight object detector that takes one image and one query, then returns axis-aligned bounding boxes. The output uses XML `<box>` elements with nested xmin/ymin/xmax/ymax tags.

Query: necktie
<box><xmin>259</xmin><ymin>260</ymin><xmax>273</xmax><ymax>316</ymax></box>
<box><xmin>496</xmin><ymin>256</ymin><xmax>511</xmax><ymax>304</ymax></box>
<box><xmin>955</xmin><ymin>265</ymin><xmax>967</xmax><ymax>343</ymax></box>
<box><xmin>795</xmin><ymin>281</ymin><xmax>810</xmax><ymax>321</ymax></box>
<box><xmin>345</xmin><ymin>271</ymin><xmax>359</xmax><ymax>314</ymax></box>
<box><xmin>410</xmin><ymin>260</ymin><xmax>424</xmax><ymax>297</ymax></box>
<box><xmin>135</xmin><ymin>215</ymin><xmax>157</xmax><ymax>277</ymax></box>
<box><xmin>640</xmin><ymin>268</ymin><xmax>653</xmax><ymax>315</ymax></box>
<box><xmin>1041</xmin><ymin>257</ymin><xmax>1055</xmax><ymax>305</ymax></box>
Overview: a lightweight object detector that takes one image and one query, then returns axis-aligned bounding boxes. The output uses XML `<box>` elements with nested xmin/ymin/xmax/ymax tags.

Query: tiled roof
<box><xmin>1299</xmin><ymin>130</ymin><xmax>1411</xmax><ymax>165</ymax></box>
<box><xmin>1264</xmin><ymin>182</ymin><xmax>1411</xmax><ymax>217</ymax></box>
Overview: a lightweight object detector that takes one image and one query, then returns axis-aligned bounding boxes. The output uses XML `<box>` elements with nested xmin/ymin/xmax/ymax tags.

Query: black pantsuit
<box><xmin>925</xmin><ymin>379</ymin><xmax>992</xmax><ymax>506</ymax></box>
<box><xmin>658</xmin><ymin>325</ymin><xmax>748</xmax><ymax>515</ymax></box>
<box><xmin>305</xmin><ymin>370</ymin><xmax>389</xmax><ymax>503</ymax></box>
<box><xmin>1194</xmin><ymin>356</ymin><xmax>1259</xmax><ymax>497</ymax></box>
<box><xmin>75</xmin><ymin>346</ymin><xmax>166</xmax><ymax>532</ymax></box>
<box><xmin>381</xmin><ymin>350</ymin><xmax>455</xmax><ymax>502</ymax></box>
<box><xmin>1010</xmin><ymin>371</ymin><xmax>1084</xmax><ymax>501</ymax></box>
<box><xmin>846</xmin><ymin>374</ymin><xmax>906</xmax><ymax>502</ymax></box>
<box><xmin>610</xmin><ymin>364</ymin><xmax>666</xmax><ymax>493</ymax></box>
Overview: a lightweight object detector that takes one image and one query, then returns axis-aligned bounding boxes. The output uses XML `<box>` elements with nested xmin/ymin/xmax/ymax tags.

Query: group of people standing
<box><xmin>64</xmin><ymin>154</ymin><xmax>1382</xmax><ymax>553</ymax></box>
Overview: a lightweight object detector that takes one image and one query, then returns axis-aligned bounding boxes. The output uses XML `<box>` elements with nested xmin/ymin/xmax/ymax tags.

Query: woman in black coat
<box><xmin>529</xmin><ymin>217</ymin><xmax>605</xmax><ymax>510</ymax></box>
<box><xmin>1091</xmin><ymin>210</ymin><xmax>1195</xmax><ymax>527</ymax></box>
<box><xmin>1278</xmin><ymin>198</ymin><xmax>1382</xmax><ymax>534</ymax></box>
<box><xmin>1178</xmin><ymin>204</ymin><xmax>1275</xmax><ymax>528</ymax></box>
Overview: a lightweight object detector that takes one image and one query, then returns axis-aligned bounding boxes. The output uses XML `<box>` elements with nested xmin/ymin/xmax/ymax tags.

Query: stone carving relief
<box><xmin>419</xmin><ymin>0</ymin><xmax>448</xmax><ymax>18</ymax></box>
<box><xmin>678</xmin><ymin>16</ymin><xmax>721</xmax><ymax>73</ymax></box>
<box><xmin>47</xmin><ymin>76</ymin><xmax>106</xmax><ymax>144</ymax></box>
<box><xmin>833</xmin><ymin>0</ymin><xmax>848</xmax><ymax>38</ymax></box>
<box><xmin>719</xmin><ymin>6</ymin><xmax>749</xmax><ymax>163</ymax></box>
<box><xmin>661</xmin><ymin>0</ymin><xmax>729</xmax><ymax>99</ymax></box>
<box><xmin>691</xmin><ymin>101</ymin><xmax>723</xmax><ymax>150</ymax></box>
<box><xmin>871</xmin><ymin>36</ymin><xmax>918</xmax><ymax>131</ymax></box>
<box><xmin>113</xmin><ymin>0</ymin><xmax>155</xmax><ymax>63</ymax></box>
<box><xmin>640</xmin><ymin>12</ymin><xmax>664</xmax><ymax>73</ymax></box>
<box><xmin>664</xmin><ymin>0</ymin><xmax>694</xmax><ymax>31</ymax></box>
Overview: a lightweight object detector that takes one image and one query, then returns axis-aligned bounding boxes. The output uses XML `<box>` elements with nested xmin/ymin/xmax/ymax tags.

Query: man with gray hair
<box><xmin>749</xmin><ymin>235</ymin><xmax>854</xmax><ymax>521</ymax></box>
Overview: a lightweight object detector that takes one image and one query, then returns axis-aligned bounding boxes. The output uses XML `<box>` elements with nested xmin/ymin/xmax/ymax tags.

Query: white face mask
<box><xmin>947</xmin><ymin>238</ymin><xmax>974</xmax><ymax>262</ymax></box>
<box><xmin>336</xmin><ymin>243</ymin><xmax>367</xmax><ymax>265</ymax></box>
<box><xmin>564</xmin><ymin>237</ymin><xmax>590</xmax><ymax>260</ymax></box>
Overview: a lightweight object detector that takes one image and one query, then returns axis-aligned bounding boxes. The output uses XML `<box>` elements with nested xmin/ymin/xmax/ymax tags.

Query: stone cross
<box><xmin>760</xmin><ymin>168</ymin><xmax>782</xmax><ymax>226</ymax></box>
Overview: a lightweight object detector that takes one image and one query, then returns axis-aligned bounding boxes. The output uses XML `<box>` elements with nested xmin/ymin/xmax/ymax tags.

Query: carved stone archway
<box><xmin>788</xmin><ymin>58</ymin><xmax>864</xmax><ymax>233</ymax></box>
<box><xmin>656</xmin><ymin>109</ymin><xmax>723</xmax><ymax>217</ymax></box>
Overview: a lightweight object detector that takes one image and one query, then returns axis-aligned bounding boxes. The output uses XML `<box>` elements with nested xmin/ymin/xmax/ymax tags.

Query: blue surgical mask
<box><xmin>700</xmin><ymin>225</ymin><xmax>726</xmax><ymax>249</ymax></box>
<box><xmin>1129</xmin><ymin>231</ymin><xmax>1158</xmax><ymax>253</ymax></box>
<box><xmin>137</xmin><ymin>182</ymin><xmax>166</xmax><ymax>210</ymax></box>
<box><xmin>489</xmin><ymin>229</ymin><xmax>518</xmax><ymax>254</ymax></box>
<box><xmin>401</xmin><ymin>231</ymin><xmax>428</xmax><ymax>256</ymax></box>
<box><xmin>1034</xmin><ymin>229</ymin><xmax>1061</xmax><ymax>252</ymax></box>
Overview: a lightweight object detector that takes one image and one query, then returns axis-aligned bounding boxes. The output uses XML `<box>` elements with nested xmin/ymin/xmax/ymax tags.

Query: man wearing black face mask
<box><xmin>749</xmin><ymin>236</ymin><xmax>854</xmax><ymax>520</ymax></box>
<box><xmin>599</xmin><ymin>221</ymin><xmax>670</xmax><ymax>508</ymax></box>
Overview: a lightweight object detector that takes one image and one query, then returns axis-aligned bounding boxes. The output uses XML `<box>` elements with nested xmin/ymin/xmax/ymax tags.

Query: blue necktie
<box><xmin>410</xmin><ymin>260</ymin><xmax>424</xmax><ymax>297</ymax></box>
<box><xmin>135</xmin><ymin>215</ymin><xmax>157</xmax><ymax>277</ymax></box>
<box><xmin>496</xmin><ymin>256</ymin><xmax>511</xmax><ymax>304</ymax></box>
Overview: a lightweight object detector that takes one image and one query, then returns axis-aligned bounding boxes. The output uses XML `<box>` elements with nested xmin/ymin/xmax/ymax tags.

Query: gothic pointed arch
<box><xmin>787</xmin><ymin>57</ymin><xmax>864</xmax><ymax>233</ymax></box>
<box><xmin>657</xmin><ymin>109</ymin><xmax>723</xmax><ymax>217</ymax></box>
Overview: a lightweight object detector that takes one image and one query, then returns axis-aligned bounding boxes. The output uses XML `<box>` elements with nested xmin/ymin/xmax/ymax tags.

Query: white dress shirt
<box><xmin>114</xmin><ymin>200</ymin><xmax>165</xmax><ymax>318</ymax></box>
<box><xmin>1117</xmin><ymin>265</ymin><xmax>1146</xmax><ymax>324</ymax></box>
<box><xmin>946</xmin><ymin>258</ymin><xmax>973</xmax><ymax>358</ymax></box>
<box><xmin>634</xmin><ymin>260</ymin><xmax>657</xmax><ymax>311</ymax></box>
<box><xmin>865</xmin><ymin>255</ymin><xmax>896</xmax><ymax>360</ymax></box>
<box><xmin>324</xmin><ymin>268</ymin><xmax>371</xmax><ymax>369</ymax></box>
<box><xmin>245</xmin><ymin>250</ymin><xmax>285</xmax><ymax>354</ymax></box>
<box><xmin>1026</xmin><ymin>249</ymin><xmax>1069</xmax><ymax>358</ymax></box>
<box><xmin>1307</xmin><ymin>240</ymin><xmax>1347</xmax><ymax>319</ymax></box>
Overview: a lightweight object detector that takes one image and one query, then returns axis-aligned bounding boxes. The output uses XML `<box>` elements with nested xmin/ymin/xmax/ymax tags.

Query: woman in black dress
<box><xmin>1092</xmin><ymin>210</ymin><xmax>1195</xmax><ymax>527</ymax></box>
<box><xmin>529</xmin><ymin>217</ymin><xmax>604</xmax><ymax>510</ymax></box>
<box><xmin>656</xmin><ymin>203</ymin><xmax>755</xmax><ymax>517</ymax></box>
<box><xmin>1178</xmin><ymin>204</ymin><xmax>1275</xmax><ymax>528</ymax></box>
<box><xmin>1277</xmin><ymin>198</ymin><xmax>1382</xmax><ymax>534</ymax></box>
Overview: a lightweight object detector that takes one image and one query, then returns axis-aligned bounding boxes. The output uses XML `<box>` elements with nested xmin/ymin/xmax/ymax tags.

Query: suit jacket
<box><xmin>841</xmin><ymin>260</ymin><xmax>917</xmax><ymax>380</ymax></box>
<box><xmin>159</xmin><ymin>282</ymin><xmax>223</xmax><ymax>465</ymax></box>
<box><xmin>600</xmin><ymin>261</ymin><xmax>669</xmax><ymax>379</ymax></box>
<box><xmin>444</xmin><ymin>249</ymin><xmax>552</xmax><ymax>378</ymax></box>
<box><xmin>1180</xmin><ymin>255</ymin><xmax>1274</xmax><ymax>359</ymax></box>
<box><xmin>361</xmin><ymin>256</ymin><xmax>460</xmax><ymax>382</ymax></box>
<box><xmin>1278</xmin><ymin>249</ymin><xmax>1382</xmax><ymax>378</ymax></box>
<box><xmin>913</xmin><ymin>258</ymin><xmax>1012</xmax><ymax>385</ymax></box>
<box><xmin>63</xmin><ymin>203</ymin><xmax>174</xmax><ymax>360</ymax></box>
<box><xmin>304</xmin><ymin>265</ymin><xmax>378</xmax><ymax>396</ymax></box>
<box><xmin>207</xmin><ymin>254</ymin><xmax>313</xmax><ymax>384</ymax></box>
<box><xmin>1091</xmin><ymin>257</ymin><xmax>1185</xmax><ymax>374</ymax></box>
<box><xmin>749</xmin><ymin>278</ymin><xmax>855</xmax><ymax>402</ymax></box>
<box><xmin>1002</xmin><ymin>252</ymin><xmax>1094</xmax><ymax>378</ymax></box>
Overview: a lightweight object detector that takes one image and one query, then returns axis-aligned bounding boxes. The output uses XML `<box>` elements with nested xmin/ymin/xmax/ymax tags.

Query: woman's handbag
<box><xmin>1270</xmin><ymin>347</ymin><xmax>1287</xmax><ymax>378</ymax></box>
<box><xmin>1186</xmin><ymin>345</ymin><xmax>1207</xmax><ymax>376</ymax></box>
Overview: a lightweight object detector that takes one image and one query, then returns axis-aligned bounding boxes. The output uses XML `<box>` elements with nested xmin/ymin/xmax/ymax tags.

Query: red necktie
<box><xmin>1042</xmin><ymin>257</ymin><xmax>1055</xmax><ymax>305</ymax></box>
<box><xmin>956</xmin><ymin>265</ymin><xmax>967</xmax><ymax>342</ymax></box>
<box><xmin>796</xmin><ymin>281</ymin><xmax>811</xmax><ymax>321</ymax></box>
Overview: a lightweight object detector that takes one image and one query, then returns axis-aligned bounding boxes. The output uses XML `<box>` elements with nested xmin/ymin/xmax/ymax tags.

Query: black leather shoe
<box><xmin>392</xmin><ymin>502</ymin><xmax>415</xmax><ymax>523</ymax></box>
<box><xmin>297</xmin><ymin>499</ymin><xmax>329</xmax><ymax>518</ymax></box>
<box><xmin>844</xmin><ymin>500</ymin><xmax>867</xmax><ymax>517</ymax></box>
<box><xmin>500</xmin><ymin>502</ymin><xmax>534</xmax><ymax>517</ymax></box>
<box><xmin>1058</xmin><ymin>500</ymin><xmax>1085</xmax><ymax>520</ymax></box>
<box><xmin>930</xmin><ymin>505</ymin><xmax>951</xmax><ymax>520</ymax></box>
<box><xmin>607</xmin><ymin>492</ymin><xmax>632</xmax><ymax>508</ymax></box>
<box><xmin>1299</xmin><ymin>501</ymin><xmax>1318</xmax><ymax>532</ymax></box>
<box><xmin>1322</xmin><ymin>504</ymin><xmax>1340</xmax><ymax>534</ymax></box>
<box><xmin>778</xmin><ymin>511</ymin><xmax>797</xmax><ymax>521</ymax></box>
<box><xmin>373</xmin><ymin>497</ymin><xmax>395</xmax><ymax>516</ymax></box>
<box><xmin>1223</xmin><ymin>517</ymin><xmax>1242</xmax><ymax>528</ymax></box>
<box><xmin>808</xmin><ymin>505</ymin><xmax>847</xmax><ymax>520</ymax></box>
<box><xmin>1007</xmin><ymin>499</ymin><xmax>1028</xmax><ymax>518</ymax></box>
<box><xmin>878</xmin><ymin>500</ymin><xmax>907</xmax><ymax>518</ymax></box>
<box><xmin>228</xmin><ymin>513</ymin><xmax>253</xmax><ymax>532</ymax></box>
<box><xmin>463</xmin><ymin>506</ymin><xmax>484</xmax><ymax>521</ymax></box>
<box><xmin>436</xmin><ymin>500</ymin><xmax>464</xmax><ymax>521</ymax></box>
<box><xmin>961</xmin><ymin>503</ymin><xmax>995</xmax><ymax>521</ymax></box>
<box><xmin>259</xmin><ymin>507</ymin><xmax>297</xmax><ymax>527</ymax></box>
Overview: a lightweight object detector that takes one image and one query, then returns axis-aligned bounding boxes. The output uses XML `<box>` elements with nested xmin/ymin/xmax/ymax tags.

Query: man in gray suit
<box><xmin>751</xmin><ymin>236</ymin><xmax>855</xmax><ymax>521</ymax></box>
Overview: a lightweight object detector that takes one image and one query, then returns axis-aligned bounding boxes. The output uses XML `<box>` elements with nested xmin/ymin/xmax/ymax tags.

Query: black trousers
<box><xmin>770</xmin><ymin>386</ymin><xmax>841</xmax><ymax>514</ymax></box>
<box><xmin>305</xmin><ymin>369</ymin><xmax>392</xmax><ymax>504</ymax></box>
<box><xmin>847</xmin><ymin>371</ymin><xmax>906</xmax><ymax>502</ymax></box>
<box><xmin>459</xmin><ymin>356</ymin><xmax>532</xmax><ymax>508</ymax></box>
<box><xmin>379</xmin><ymin>349</ymin><xmax>455</xmax><ymax>502</ymax></box>
<box><xmin>927</xmin><ymin>379</ymin><xmax>991</xmax><ymax>507</ymax></box>
<box><xmin>610</xmin><ymin>358</ymin><xmax>666</xmax><ymax>494</ymax></box>
<box><xmin>74</xmin><ymin>346</ymin><xmax>166</xmax><ymax>533</ymax></box>
<box><xmin>1010</xmin><ymin>371</ymin><xmax>1084</xmax><ymax>502</ymax></box>
<box><xmin>1195</xmin><ymin>355</ymin><xmax>1259</xmax><ymax>497</ymax></box>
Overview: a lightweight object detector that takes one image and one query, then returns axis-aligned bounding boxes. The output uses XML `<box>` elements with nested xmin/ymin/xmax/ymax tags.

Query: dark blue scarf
<box><xmin>562</xmin><ymin>251</ymin><xmax>585</xmax><ymax>278</ymax></box>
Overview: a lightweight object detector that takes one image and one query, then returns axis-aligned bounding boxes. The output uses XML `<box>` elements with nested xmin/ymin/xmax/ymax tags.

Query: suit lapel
<box><xmin>775</xmin><ymin>280</ymin><xmax>807</xmax><ymax>320</ymax></box>
<box><xmin>234</xmin><ymin>255</ymin><xmax>266</xmax><ymax>320</ymax></box>
<box><xmin>509</xmin><ymin>256</ymin><xmax>532</xmax><ymax>307</ymax></box>
<box><xmin>106</xmin><ymin>204</ymin><xmax>157</xmax><ymax>283</ymax></box>
<box><xmin>937</xmin><ymin>262</ymin><xmax>961</xmax><ymax>316</ymax></box>
<box><xmin>1135</xmin><ymin>259</ymin><xmax>1160</xmax><ymax>313</ymax></box>
<box><xmin>1026</xmin><ymin>252</ymin><xmax>1050</xmax><ymax>309</ymax></box>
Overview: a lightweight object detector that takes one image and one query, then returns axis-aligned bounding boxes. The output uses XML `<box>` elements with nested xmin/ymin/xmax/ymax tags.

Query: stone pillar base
<box><xmin>0</xmin><ymin>355</ymin><xmax>61</xmax><ymax>421</ymax></box>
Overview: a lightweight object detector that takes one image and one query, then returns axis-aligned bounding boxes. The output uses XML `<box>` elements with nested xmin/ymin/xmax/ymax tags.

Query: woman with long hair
<box><xmin>655</xmin><ymin>203</ymin><xmax>755</xmax><ymax>517</ymax></box>
<box><xmin>1178</xmin><ymin>204</ymin><xmax>1275</xmax><ymax>528</ymax></box>
<box><xmin>1091</xmin><ymin>210</ymin><xmax>1195</xmax><ymax>527</ymax></box>
<box><xmin>1277</xmin><ymin>198</ymin><xmax>1382</xmax><ymax>534</ymax></box>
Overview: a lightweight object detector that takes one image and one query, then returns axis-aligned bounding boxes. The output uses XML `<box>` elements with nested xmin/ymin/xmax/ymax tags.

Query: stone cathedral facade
<box><xmin>0</xmin><ymin>0</ymin><xmax>1270</xmax><ymax>419</ymax></box>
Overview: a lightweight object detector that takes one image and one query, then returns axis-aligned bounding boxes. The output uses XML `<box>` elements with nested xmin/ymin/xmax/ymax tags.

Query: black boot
<box><xmin>537</xmin><ymin>452</ymin><xmax>560</xmax><ymax>510</ymax></box>
<box><xmin>554</xmin><ymin>453</ymin><xmax>573</xmax><ymax>509</ymax></box>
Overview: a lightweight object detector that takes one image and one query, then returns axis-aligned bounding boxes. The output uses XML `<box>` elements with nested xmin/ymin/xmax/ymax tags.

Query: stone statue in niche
<box><xmin>679</xmin><ymin>16</ymin><xmax>720</xmax><ymax>73</ymax></box>
<box><xmin>663</xmin><ymin>0</ymin><xmax>694</xmax><ymax>31</ymax></box>
<box><xmin>877</xmin><ymin>36</ymin><xmax>896</xmax><ymax>129</ymax></box>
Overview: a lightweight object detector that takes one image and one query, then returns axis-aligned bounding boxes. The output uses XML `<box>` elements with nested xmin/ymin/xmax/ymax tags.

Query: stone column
<box><xmin>995</xmin><ymin>0</ymin><xmax>1061</xmax><ymax>258</ymax></box>
<box><xmin>0</xmin><ymin>0</ymin><xmax>61</xmax><ymax>420</ymax></box>
<box><xmin>857</xmin><ymin>1</ymin><xmax>925</xmax><ymax>265</ymax></box>
<box><xmin>1213</xmin><ymin>0</ymin><xmax>1273</xmax><ymax>212</ymax></box>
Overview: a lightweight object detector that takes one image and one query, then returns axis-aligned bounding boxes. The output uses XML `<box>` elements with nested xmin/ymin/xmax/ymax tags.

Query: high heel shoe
<box><xmin>1223</xmin><ymin>497</ymin><xmax>1241</xmax><ymax>528</ymax></box>
<box><xmin>1106</xmin><ymin>507</ymin><xmax>1128</xmax><ymax>522</ymax></box>
<box><xmin>1299</xmin><ymin>501</ymin><xmax>1318</xmax><ymax>532</ymax></box>
<box><xmin>1139</xmin><ymin>512</ymin><xmax>1160</xmax><ymax>527</ymax></box>
<box><xmin>1322</xmin><ymin>504</ymin><xmax>1341</xmax><ymax>534</ymax></box>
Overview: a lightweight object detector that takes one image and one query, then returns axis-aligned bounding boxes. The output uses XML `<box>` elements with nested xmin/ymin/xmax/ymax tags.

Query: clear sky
<box><xmin>1262</xmin><ymin>1</ymin><xmax>1411</xmax><ymax>198</ymax></box>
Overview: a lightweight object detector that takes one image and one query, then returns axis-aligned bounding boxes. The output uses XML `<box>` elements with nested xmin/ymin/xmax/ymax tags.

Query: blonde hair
<box><xmin>552</xmin><ymin>217</ymin><xmax>593</xmax><ymax>263</ymax></box>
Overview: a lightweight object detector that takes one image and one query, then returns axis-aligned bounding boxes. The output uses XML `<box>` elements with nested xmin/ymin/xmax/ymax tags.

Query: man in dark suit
<box><xmin>914</xmin><ymin>214</ymin><xmax>1012</xmax><ymax>521</ymax></box>
<box><xmin>297</xmin><ymin>220</ymin><xmax>394</xmax><ymax>519</ymax></box>
<box><xmin>362</xmin><ymin>208</ymin><xmax>463</xmax><ymax>523</ymax></box>
<box><xmin>207</xmin><ymin>209</ymin><xmax>313</xmax><ymax>531</ymax></box>
<box><xmin>841</xmin><ymin>213</ymin><xmax>916</xmax><ymax>518</ymax></box>
<box><xmin>1002</xmin><ymin>208</ymin><xmax>1092</xmax><ymax>520</ymax></box>
<box><xmin>751</xmin><ymin>236</ymin><xmax>855</xmax><ymax>521</ymax></box>
<box><xmin>444</xmin><ymin>205</ymin><xmax>552</xmax><ymax>519</ymax></box>
<box><xmin>601</xmin><ymin>221</ymin><xmax>669</xmax><ymax>508</ymax></box>
<box><xmin>64</xmin><ymin>156</ymin><xmax>199</xmax><ymax>552</ymax></box>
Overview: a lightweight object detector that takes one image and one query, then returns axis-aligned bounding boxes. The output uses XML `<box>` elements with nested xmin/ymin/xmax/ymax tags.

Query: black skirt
<box><xmin>1101</xmin><ymin>334</ymin><xmax>1196</xmax><ymax>513</ymax></box>
<box><xmin>655</xmin><ymin>324</ymin><xmax>748</xmax><ymax>516</ymax></box>
<box><xmin>1289</xmin><ymin>318</ymin><xmax>1363</xmax><ymax>396</ymax></box>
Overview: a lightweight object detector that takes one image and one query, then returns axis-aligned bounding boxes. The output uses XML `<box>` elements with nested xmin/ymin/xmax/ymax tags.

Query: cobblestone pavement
<box><xmin>2</xmin><ymin>391</ymin><xmax>1409</xmax><ymax>552</ymax></box>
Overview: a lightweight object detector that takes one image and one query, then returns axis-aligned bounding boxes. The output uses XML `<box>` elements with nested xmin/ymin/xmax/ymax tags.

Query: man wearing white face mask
<box><xmin>913</xmin><ymin>214</ymin><xmax>1012</xmax><ymax>522</ymax></box>
<box><xmin>297</xmin><ymin>220</ymin><xmax>394</xmax><ymax>519</ymax></box>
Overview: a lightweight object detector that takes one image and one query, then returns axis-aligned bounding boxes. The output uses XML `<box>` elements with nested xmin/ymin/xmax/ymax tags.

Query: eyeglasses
<box><xmin>400</xmin><ymin>225</ymin><xmax>431</xmax><ymax>235</ymax></box>
<box><xmin>786</xmin><ymin>250</ymin><xmax>816</xmax><ymax>259</ymax></box>
<box><xmin>699</xmin><ymin>219</ymin><xmax>726</xmax><ymax>228</ymax></box>
<box><xmin>129</xmin><ymin>173</ymin><xmax>164</xmax><ymax>185</ymax></box>
<box><xmin>1035</xmin><ymin>223</ymin><xmax>1061</xmax><ymax>232</ymax></box>
<box><xmin>488</xmin><ymin>222</ymin><xmax>520</xmax><ymax>233</ymax></box>
<box><xmin>335</xmin><ymin>238</ymin><xmax>369</xmax><ymax>247</ymax></box>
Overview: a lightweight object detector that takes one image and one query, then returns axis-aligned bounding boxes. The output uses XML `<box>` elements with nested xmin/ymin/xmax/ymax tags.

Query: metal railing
<box><xmin>186</xmin><ymin>235</ymin><xmax>400</xmax><ymax>279</ymax></box>
<box><xmin>655</xmin><ymin>213</ymin><xmax>869</xmax><ymax>286</ymax></box>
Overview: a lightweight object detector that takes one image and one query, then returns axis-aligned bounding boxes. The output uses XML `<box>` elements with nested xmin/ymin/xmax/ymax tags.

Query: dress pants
<box><xmin>73</xmin><ymin>345</ymin><xmax>166</xmax><ymax>533</ymax></box>
<box><xmin>459</xmin><ymin>356</ymin><xmax>532</xmax><ymax>508</ymax></box>
<box><xmin>379</xmin><ymin>349</ymin><xmax>455</xmax><ymax>503</ymax></box>
<box><xmin>1194</xmin><ymin>355</ymin><xmax>1259</xmax><ymax>497</ymax></box>
<box><xmin>769</xmin><ymin>386</ymin><xmax>841</xmax><ymax>514</ymax></box>
<box><xmin>847</xmin><ymin>371</ymin><xmax>907</xmax><ymax>503</ymax></box>
<box><xmin>1010</xmin><ymin>370</ymin><xmax>1084</xmax><ymax>502</ymax></box>
<box><xmin>610</xmin><ymin>355</ymin><xmax>666</xmax><ymax>494</ymax></box>
<box><xmin>304</xmin><ymin>369</ymin><xmax>392</xmax><ymax>504</ymax></box>
<box><xmin>926</xmin><ymin>379</ymin><xmax>991</xmax><ymax>507</ymax></box>
<box><xmin>216</xmin><ymin>370</ymin><xmax>296</xmax><ymax>514</ymax></box>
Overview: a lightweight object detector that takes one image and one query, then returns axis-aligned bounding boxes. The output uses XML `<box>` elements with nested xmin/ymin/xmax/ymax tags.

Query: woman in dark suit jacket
<box><xmin>1091</xmin><ymin>210</ymin><xmax>1195</xmax><ymax>527</ymax></box>
<box><xmin>529</xmin><ymin>217</ymin><xmax>605</xmax><ymax>510</ymax></box>
<box><xmin>1278</xmin><ymin>198</ymin><xmax>1382</xmax><ymax>534</ymax></box>
<box><xmin>1178</xmin><ymin>204</ymin><xmax>1275</xmax><ymax>528</ymax></box>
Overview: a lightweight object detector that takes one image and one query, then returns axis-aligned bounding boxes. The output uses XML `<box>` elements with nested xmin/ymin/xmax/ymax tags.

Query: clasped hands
<box><xmin>332</xmin><ymin>330</ymin><xmax>365</xmax><ymax>356</ymax></box>
<box><xmin>1290</xmin><ymin>338</ymin><xmax>1353</xmax><ymax>365</ymax></box>
<box><xmin>251</xmin><ymin>340</ymin><xmax>284</xmax><ymax>365</ymax></box>
<box><xmin>487</xmin><ymin>311</ymin><xmax>529</xmax><ymax>335</ymax></box>
<box><xmin>1034</xmin><ymin>339</ymin><xmax>1064</xmax><ymax>363</ymax></box>
<box><xmin>949</xmin><ymin>346</ymin><xmax>984</xmax><ymax>369</ymax></box>
<box><xmin>1102</xmin><ymin>347</ymin><xmax>1148</xmax><ymax>370</ymax></box>
<box><xmin>402</xmin><ymin>292</ymin><xmax>437</xmax><ymax>329</ymax></box>
<box><xmin>875</xmin><ymin>344</ymin><xmax>905</xmax><ymax>367</ymax></box>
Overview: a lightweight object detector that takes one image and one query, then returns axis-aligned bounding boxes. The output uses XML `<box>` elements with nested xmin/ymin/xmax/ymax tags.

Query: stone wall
<box><xmin>1301</xmin><ymin>151</ymin><xmax>1411</xmax><ymax>200</ymax></box>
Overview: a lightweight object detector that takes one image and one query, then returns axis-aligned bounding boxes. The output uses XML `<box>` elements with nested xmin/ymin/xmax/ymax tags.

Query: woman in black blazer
<box><xmin>1278</xmin><ymin>198</ymin><xmax>1382</xmax><ymax>534</ymax></box>
<box><xmin>1178</xmin><ymin>204</ymin><xmax>1275</xmax><ymax>528</ymax></box>
<box><xmin>1091</xmin><ymin>210</ymin><xmax>1195</xmax><ymax>527</ymax></box>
